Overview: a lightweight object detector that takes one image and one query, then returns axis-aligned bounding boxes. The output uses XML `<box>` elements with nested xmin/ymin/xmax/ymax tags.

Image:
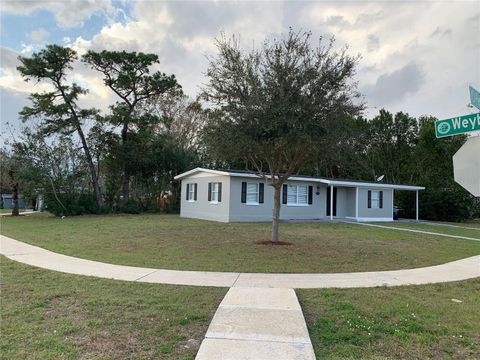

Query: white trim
<box><xmin>286</xmin><ymin>184</ymin><xmax>308</xmax><ymax>206</ymax></box>
<box><xmin>356</xmin><ymin>217</ymin><xmax>394</xmax><ymax>222</ymax></box>
<box><xmin>174</xmin><ymin>168</ymin><xmax>425</xmax><ymax>191</ymax></box>
<box><xmin>175</xmin><ymin>168</ymin><xmax>230</xmax><ymax>180</ymax></box>
<box><xmin>246</xmin><ymin>202</ymin><xmax>259</xmax><ymax>206</ymax></box>
<box><xmin>286</xmin><ymin>204</ymin><xmax>309</xmax><ymax>207</ymax></box>
<box><xmin>246</xmin><ymin>182</ymin><xmax>259</xmax><ymax>205</ymax></box>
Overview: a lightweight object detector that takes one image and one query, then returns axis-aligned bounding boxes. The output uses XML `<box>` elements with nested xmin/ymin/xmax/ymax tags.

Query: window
<box><xmin>246</xmin><ymin>183</ymin><xmax>259</xmax><ymax>204</ymax></box>
<box><xmin>369</xmin><ymin>190</ymin><xmax>383</xmax><ymax>209</ymax></box>
<box><xmin>210</xmin><ymin>182</ymin><xmax>220</xmax><ymax>203</ymax></box>
<box><xmin>187</xmin><ymin>183</ymin><xmax>196</xmax><ymax>202</ymax></box>
<box><xmin>287</xmin><ymin>184</ymin><xmax>308</xmax><ymax>205</ymax></box>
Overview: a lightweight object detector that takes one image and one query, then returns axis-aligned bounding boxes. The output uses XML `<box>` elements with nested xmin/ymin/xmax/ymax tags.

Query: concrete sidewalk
<box><xmin>195</xmin><ymin>287</ymin><xmax>315</xmax><ymax>360</ymax></box>
<box><xmin>351</xmin><ymin>222</ymin><xmax>480</xmax><ymax>242</ymax></box>
<box><xmin>0</xmin><ymin>210</ymin><xmax>36</xmax><ymax>217</ymax></box>
<box><xmin>1</xmin><ymin>235</ymin><xmax>479</xmax><ymax>288</ymax></box>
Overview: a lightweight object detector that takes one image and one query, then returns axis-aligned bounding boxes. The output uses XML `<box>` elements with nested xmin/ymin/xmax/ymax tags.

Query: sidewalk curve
<box><xmin>1</xmin><ymin>235</ymin><xmax>479</xmax><ymax>288</ymax></box>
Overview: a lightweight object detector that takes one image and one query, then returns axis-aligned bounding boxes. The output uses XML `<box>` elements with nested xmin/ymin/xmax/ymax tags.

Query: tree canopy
<box><xmin>202</xmin><ymin>30</ymin><xmax>363</xmax><ymax>241</ymax></box>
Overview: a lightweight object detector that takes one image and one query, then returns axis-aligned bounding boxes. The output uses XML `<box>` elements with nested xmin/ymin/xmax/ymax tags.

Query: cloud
<box><xmin>0</xmin><ymin>47</ymin><xmax>21</xmax><ymax>73</ymax></box>
<box><xmin>367</xmin><ymin>34</ymin><xmax>380</xmax><ymax>52</ymax></box>
<box><xmin>28</xmin><ymin>28</ymin><xmax>50</xmax><ymax>43</ymax></box>
<box><xmin>430</xmin><ymin>27</ymin><xmax>452</xmax><ymax>38</ymax></box>
<box><xmin>362</xmin><ymin>62</ymin><xmax>425</xmax><ymax>107</ymax></box>
<box><xmin>0</xmin><ymin>87</ymin><xmax>30</xmax><ymax>139</ymax></box>
<box><xmin>1</xmin><ymin>0</ymin><xmax>115</xmax><ymax>28</ymax></box>
<box><xmin>1</xmin><ymin>0</ymin><xmax>479</xmax><ymax>126</ymax></box>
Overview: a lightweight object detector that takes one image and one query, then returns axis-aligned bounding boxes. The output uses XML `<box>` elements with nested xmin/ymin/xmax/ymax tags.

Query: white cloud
<box><xmin>28</xmin><ymin>28</ymin><xmax>49</xmax><ymax>43</ymax></box>
<box><xmin>2</xmin><ymin>0</ymin><xmax>479</xmax><ymax>131</ymax></box>
<box><xmin>2</xmin><ymin>0</ymin><xmax>115</xmax><ymax>28</ymax></box>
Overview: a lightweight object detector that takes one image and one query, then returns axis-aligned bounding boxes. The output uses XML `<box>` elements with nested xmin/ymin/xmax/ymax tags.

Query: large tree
<box><xmin>17</xmin><ymin>45</ymin><xmax>103</xmax><ymax>207</ymax></box>
<box><xmin>202</xmin><ymin>30</ymin><xmax>363</xmax><ymax>242</ymax></box>
<box><xmin>82</xmin><ymin>50</ymin><xmax>180</xmax><ymax>204</ymax></box>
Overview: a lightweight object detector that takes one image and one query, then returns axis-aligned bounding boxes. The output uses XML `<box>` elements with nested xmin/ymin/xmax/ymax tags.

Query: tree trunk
<box><xmin>121</xmin><ymin>122</ymin><xmax>129</xmax><ymax>205</ymax></box>
<box><xmin>57</xmin><ymin>82</ymin><xmax>103</xmax><ymax>208</ymax></box>
<box><xmin>76</xmin><ymin>124</ymin><xmax>103</xmax><ymax>207</ymax></box>
<box><xmin>12</xmin><ymin>182</ymin><xmax>19</xmax><ymax>216</ymax></box>
<box><xmin>271</xmin><ymin>185</ymin><xmax>281</xmax><ymax>242</ymax></box>
<box><xmin>122</xmin><ymin>167</ymin><xmax>129</xmax><ymax>205</ymax></box>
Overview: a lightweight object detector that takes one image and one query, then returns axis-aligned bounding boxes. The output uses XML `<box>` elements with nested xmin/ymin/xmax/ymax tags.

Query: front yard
<box><xmin>299</xmin><ymin>279</ymin><xmax>480</xmax><ymax>359</ymax></box>
<box><xmin>0</xmin><ymin>257</ymin><xmax>226</xmax><ymax>359</ymax></box>
<box><xmin>1</xmin><ymin>213</ymin><xmax>479</xmax><ymax>359</ymax></box>
<box><xmin>1</xmin><ymin>213</ymin><xmax>479</xmax><ymax>273</ymax></box>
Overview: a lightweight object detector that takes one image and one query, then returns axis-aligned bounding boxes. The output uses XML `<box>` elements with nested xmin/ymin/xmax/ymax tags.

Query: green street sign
<box><xmin>470</xmin><ymin>86</ymin><xmax>480</xmax><ymax>110</ymax></box>
<box><xmin>435</xmin><ymin>112</ymin><xmax>480</xmax><ymax>138</ymax></box>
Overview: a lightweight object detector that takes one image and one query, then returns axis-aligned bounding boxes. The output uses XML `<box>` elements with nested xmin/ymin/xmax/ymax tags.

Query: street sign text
<box><xmin>435</xmin><ymin>112</ymin><xmax>480</xmax><ymax>138</ymax></box>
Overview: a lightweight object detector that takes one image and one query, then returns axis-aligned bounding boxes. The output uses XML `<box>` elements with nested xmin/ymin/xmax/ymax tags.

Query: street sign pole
<box><xmin>470</xmin><ymin>86</ymin><xmax>480</xmax><ymax>110</ymax></box>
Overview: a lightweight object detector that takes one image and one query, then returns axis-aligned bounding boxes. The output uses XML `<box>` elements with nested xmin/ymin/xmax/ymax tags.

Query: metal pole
<box><xmin>330</xmin><ymin>185</ymin><xmax>334</xmax><ymax>221</ymax></box>
<box><xmin>415</xmin><ymin>190</ymin><xmax>419</xmax><ymax>222</ymax></box>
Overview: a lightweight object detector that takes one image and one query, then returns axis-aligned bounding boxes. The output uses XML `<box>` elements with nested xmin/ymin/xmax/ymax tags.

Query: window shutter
<box><xmin>218</xmin><ymin>183</ymin><xmax>222</xmax><ymax>202</ymax></box>
<box><xmin>368</xmin><ymin>190</ymin><xmax>372</xmax><ymax>208</ymax></box>
<box><xmin>194</xmin><ymin>183</ymin><xmax>197</xmax><ymax>201</ymax></box>
<box><xmin>379</xmin><ymin>191</ymin><xmax>383</xmax><ymax>208</ymax></box>
<box><xmin>241</xmin><ymin>182</ymin><xmax>247</xmax><ymax>203</ymax></box>
<box><xmin>208</xmin><ymin>183</ymin><xmax>212</xmax><ymax>202</ymax></box>
<box><xmin>308</xmin><ymin>186</ymin><xmax>313</xmax><ymax>205</ymax></box>
<box><xmin>282</xmin><ymin>184</ymin><xmax>288</xmax><ymax>204</ymax></box>
<box><xmin>259</xmin><ymin>183</ymin><xmax>264</xmax><ymax>203</ymax></box>
<box><xmin>186</xmin><ymin>184</ymin><xmax>190</xmax><ymax>200</ymax></box>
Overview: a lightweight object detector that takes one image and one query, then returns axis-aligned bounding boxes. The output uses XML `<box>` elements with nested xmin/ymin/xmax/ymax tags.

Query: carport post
<box><xmin>415</xmin><ymin>190</ymin><xmax>419</xmax><ymax>222</ymax></box>
<box><xmin>330</xmin><ymin>185</ymin><xmax>333</xmax><ymax>221</ymax></box>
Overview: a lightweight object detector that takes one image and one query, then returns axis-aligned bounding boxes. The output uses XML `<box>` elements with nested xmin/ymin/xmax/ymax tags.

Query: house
<box><xmin>1</xmin><ymin>194</ymin><xmax>26</xmax><ymax>210</ymax></box>
<box><xmin>174</xmin><ymin>168</ymin><xmax>425</xmax><ymax>223</ymax></box>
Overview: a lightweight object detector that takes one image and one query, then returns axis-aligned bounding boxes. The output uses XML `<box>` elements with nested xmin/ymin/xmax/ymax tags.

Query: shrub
<box><xmin>120</xmin><ymin>200</ymin><xmax>142</xmax><ymax>214</ymax></box>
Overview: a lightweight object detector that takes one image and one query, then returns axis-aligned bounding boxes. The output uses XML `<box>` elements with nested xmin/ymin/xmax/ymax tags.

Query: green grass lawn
<box><xmin>0</xmin><ymin>256</ymin><xmax>226</xmax><ymax>360</ymax></box>
<box><xmin>299</xmin><ymin>279</ymin><xmax>480</xmax><ymax>359</ymax></box>
<box><xmin>1</xmin><ymin>213</ymin><xmax>479</xmax><ymax>273</ymax></box>
<box><xmin>0</xmin><ymin>209</ymin><xmax>27</xmax><ymax>214</ymax></box>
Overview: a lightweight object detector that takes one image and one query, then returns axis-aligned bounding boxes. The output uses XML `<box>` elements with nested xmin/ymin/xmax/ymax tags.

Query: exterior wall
<box><xmin>344</xmin><ymin>187</ymin><xmax>356</xmax><ymax>218</ymax></box>
<box><xmin>179</xmin><ymin>174</ymin><xmax>231</xmax><ymax>222</ymax></box>
<box><xmin>228</xmin><ymin>177</ymin><xmax>326</xmax><ymax>222</ymax></box>
<box><xmin>1</xmin><ymin>195</ymin><xmax>26</xmax><ymax>209</ymax></box>
<box><xmin>177</xmin><ymin>172</ymin><xmax>396</xmax><ymax>222</ymax></box>
<box><xmin>357</xmin><ymin>188</ymin><xmax>393</xmax><ymax>221</ymax></box>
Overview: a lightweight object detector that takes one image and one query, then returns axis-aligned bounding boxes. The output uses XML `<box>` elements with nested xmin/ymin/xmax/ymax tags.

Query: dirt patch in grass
<box><xmin>255</xmin><ymin>240</ymin><xmax>292</xmax><ymax>245</ymax></box>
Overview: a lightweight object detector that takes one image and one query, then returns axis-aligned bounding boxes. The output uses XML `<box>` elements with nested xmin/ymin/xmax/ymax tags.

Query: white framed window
<box><xmin>187</xmin><ymin>183</ymin><xmax>196</xmax><ymax>202</ymax></box>
<box><xmin>287</xmin><ymin>184</ymin><xmax>308</xmax><ymax>206</ymax></box>
<box><xmin>371</xmin><ymin>190</ymin><xmax>380</xmax><ymax>208</ymax></box>
<box><xmin>246</xmin><ymin>183</ymin><xmax>259</xmax><ymax>205</ymax></box>
<box><xmin>210</xmin><ymin>182</ymin><xmax>220</xmax><ymax>203</ymax></box>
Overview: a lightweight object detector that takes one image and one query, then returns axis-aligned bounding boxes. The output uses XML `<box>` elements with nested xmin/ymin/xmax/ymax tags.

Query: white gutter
<box><xmin>174</xmin><ymin>168</ymin><xmax>425</xmax><ymax>191</ymax></box>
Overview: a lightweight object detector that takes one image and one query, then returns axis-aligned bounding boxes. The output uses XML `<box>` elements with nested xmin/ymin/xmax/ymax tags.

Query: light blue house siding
<box><xmin>175</xmin><ymin>168</ymin><xmax>424</xmax><ymax>223</ymax></box>
<box><xmin>1</xmin><ymin>194</ymin><xmax>26</xmax><ymax>209</ymax></box>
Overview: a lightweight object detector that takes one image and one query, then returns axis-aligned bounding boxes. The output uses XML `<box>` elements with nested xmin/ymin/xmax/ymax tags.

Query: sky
<box><xmin>1</xmin><ymin>0</ymin><xmax>479</xmax><ymax>136</ymax></box>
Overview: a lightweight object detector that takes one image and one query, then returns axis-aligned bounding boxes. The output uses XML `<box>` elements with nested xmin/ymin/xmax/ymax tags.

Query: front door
<box><xmin>326</xmin><ymin>187</ymin><xmax>337</xmax><ymax>217</ymax></box>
